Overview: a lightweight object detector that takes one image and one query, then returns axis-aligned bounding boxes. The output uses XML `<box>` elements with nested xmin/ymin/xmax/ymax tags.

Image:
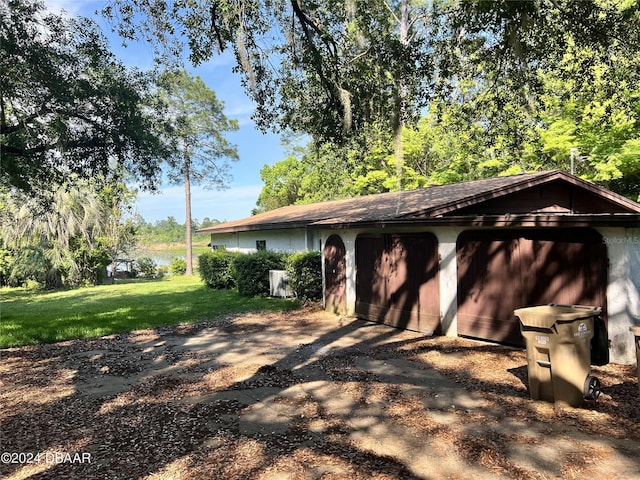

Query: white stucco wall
<box><xmin>600</xmin><ymin>227</ymin><xmax>640</xmax><ymax>364</ymax></box>
<box><xmin>327</xmin><ymin>230</ymin><xmax>358</xmax><ymax>316</ymax></box>
<box><xmin>436</xmin><ymin>228</ymin><xmax>464</xmax><ymax>337</ymax></box>
<box><xmin>628</xmin><ymin>228</ymin><xmax>640</xmax><ymax>328</ymax></box>
<box><xmin>209</xmin><ymin>229</ymin><xmax>320</xmax><ymax>254</ymax></box>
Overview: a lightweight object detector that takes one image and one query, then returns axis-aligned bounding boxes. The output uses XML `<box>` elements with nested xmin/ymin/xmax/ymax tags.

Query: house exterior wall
<box><xmin>598</xmin><ymin>227</ymin><xmax>640</xmax><ymax>364</ymax></box>
<box><xmin>209</xmin><ymin>229</ymin><xmax>321</xmax><ymax>253</ymax></box>
<box><xmin>628</xmin><ymin>228</ymin><xmax>640</xmax><ymax>326</ymax></box>
<box><xmin>321</xmin><ymin>225</ymin><xmax>638</xmax><ymax>365</ymax></box>
<box><xmin>211</xmin><ymin>223</ymin><xmax>638</xmax><ymax>365</ymax></box>
<box><xmin>319</xmin><ymin>227</ymin><xmax>462</xmax><ymax>332</ymax></box>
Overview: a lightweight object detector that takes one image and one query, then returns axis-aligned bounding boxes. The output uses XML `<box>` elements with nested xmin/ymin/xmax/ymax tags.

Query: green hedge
<box><xmin>233</xmin><ymin>250</ymin><xmax>287</xmax><ymax>297</ymax></box>
<box><xmin>286</xmin><ymin>251</ymin><xmax>322</xmax><ymax>300</ymax></box>
<box><xmin>199</xmin><ymin>250</ymin><xmax>240</xmax><ymax>289</ymax></box>
<box><xmin>200</xmin><ymin>249</ymin><xmax>323</xmax><ymax>300</ymax></box>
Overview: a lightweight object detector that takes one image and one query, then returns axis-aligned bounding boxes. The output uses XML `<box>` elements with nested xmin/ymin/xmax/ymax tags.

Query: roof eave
<box><xmin>310</xmin><ymin>213</ymin><xmax>640</xmax><ymax>229</ymax></box>
<box><xmin>197</xmin><ymin>221</ymin><xmax>312</xmax><ymax>235</ymax></box>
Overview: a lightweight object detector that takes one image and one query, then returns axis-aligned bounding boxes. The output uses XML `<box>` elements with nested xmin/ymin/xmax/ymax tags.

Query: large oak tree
<box><xmin>0</xmin><ymin>0</ymin><xmax>169</xmax><ymax>194</ymax></box>
<box><xmin>102</xmin><ymin>1</ymin><xmax>639</xmax><ymax>136</ymax></box>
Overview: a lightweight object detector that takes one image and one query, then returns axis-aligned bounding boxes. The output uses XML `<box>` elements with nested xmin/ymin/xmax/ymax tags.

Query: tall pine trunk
<box><xmin>394</xmin><ymin>0</ymin><xmax>409</xmax><ymax>193</ymax></box>
<box><xmin>184</xmin><ymin>150</ymin><xmax>193</xmax><ymax>276</ymax></box>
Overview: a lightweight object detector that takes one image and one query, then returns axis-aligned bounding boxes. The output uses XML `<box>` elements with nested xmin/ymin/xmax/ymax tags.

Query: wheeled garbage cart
<box><xmin>515</xmin><ymin>304</ymin><xmax>602</xmax><ymax>407</ymax></box>
<box><xmin>631</xmin><ymin>326</ymin><xmax>640</xmax><ymax>396</ymax></box>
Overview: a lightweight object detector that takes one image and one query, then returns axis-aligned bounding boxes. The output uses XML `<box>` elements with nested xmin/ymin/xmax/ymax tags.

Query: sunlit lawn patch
<box><xmin>0</xmin><ymin>276</ymin><xmax>299</xmax><ymax>348</ymax></box>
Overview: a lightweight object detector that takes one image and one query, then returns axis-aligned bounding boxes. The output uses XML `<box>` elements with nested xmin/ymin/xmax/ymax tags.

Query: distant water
<box><xmin>132</xmin><ymin>250</ymin><xmax>200</xmax><ymax>267</ymax></box>
<box><xmin>149</xmin><ymin>251</ymin><xmax>177</xmax><ymax>266</ymax></box>
<box><xmin>106</xmin><ymin>250</ymin><xmax>200</xmax><ymax>276</ymax></box>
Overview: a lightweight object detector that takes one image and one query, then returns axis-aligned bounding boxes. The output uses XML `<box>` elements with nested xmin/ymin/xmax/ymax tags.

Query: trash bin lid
<box><xmin>515</xmin><ymin>304</ymin><xmax>601</xmax><ymax>328</ymax></box>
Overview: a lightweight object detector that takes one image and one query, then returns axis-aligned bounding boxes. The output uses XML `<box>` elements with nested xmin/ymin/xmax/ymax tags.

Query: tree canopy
<box><xmin>0</xmin><ymin>0</ymin><xmax>169</xmax><ymax>194</ymax></box>
<box><xmin>103</xmin><ymin>1</ymin><xmax>639</xmax><ymax>136</ymax></box>
<box><xmin>102</xmin><ymin>0</ymin><xmax>640</xmax><ymax>205</ymax></box>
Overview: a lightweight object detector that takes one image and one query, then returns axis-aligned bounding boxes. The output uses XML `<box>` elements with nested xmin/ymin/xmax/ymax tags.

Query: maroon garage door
<box><xmin>456</xmin><ymin>228</ymin><xmax>608</xmax><ymax>346</ymax></box>
<box><xmin>356</xmin><ymin>233</ymin><xmax>440</xmax><ymax>334</ymax></box>
<box><xmin>324</xmin><ymin>234</ymin><xmax>347</xmax><ymax>315</ymax></box>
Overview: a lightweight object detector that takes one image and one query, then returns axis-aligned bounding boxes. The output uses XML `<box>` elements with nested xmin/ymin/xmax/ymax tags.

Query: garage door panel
<box><xmin>355</xmin><ymin>235</ymin><xmax>385</xmax><ymax>309</ymax></box>
<box><xmin>519</xmin><ymin>231</ymin><xmax>607</xmax><ymax>310</ymax></box>
<box><xmin>457</xmin><ymin>229</ymin><xmax>607</xmax><ymax>346</ymax></box>
<box><xmin>456</xmin><ymin>312</ymin><xmax>521</xmax><ymax>345</ymax></box>
<box><xmin>324</xmin><ymin>235</ymin><xmax>347</xmax><ymax>315</ymax></box>
<box><xmin>457</xmin><ymin>236</ymin><xmax>525</xmax><ymax>344</ymax></box>
<box><xmin>356</xmin><ymin>234</ymin><xmax>440</xmax><ymax>334</ymax></box>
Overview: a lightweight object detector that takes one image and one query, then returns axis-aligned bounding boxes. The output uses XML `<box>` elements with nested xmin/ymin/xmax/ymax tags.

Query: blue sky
<box><xmin>43</xmin><ymin>0</ymin><xmax>288</xmax><ymax>223</ymax></box>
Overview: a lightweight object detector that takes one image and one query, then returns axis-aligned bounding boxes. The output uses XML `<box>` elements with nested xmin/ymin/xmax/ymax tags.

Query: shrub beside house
<box><xmin>199</xmin><ymin>249</ymin><xmax>322</xmax><ymax>300</ymax></box>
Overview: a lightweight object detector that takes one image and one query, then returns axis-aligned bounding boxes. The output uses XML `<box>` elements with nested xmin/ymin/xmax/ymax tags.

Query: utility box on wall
<box><xmin>269</xmin><ymin>270</ymin><xmax>292</xmax><ymax>298</ymax></box>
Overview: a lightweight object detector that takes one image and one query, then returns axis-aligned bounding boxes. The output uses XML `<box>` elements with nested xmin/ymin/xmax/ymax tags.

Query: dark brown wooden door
<box><xmin>356</xmin><ymin>233</ymin><xmax>440</xmax><ymax>334</ymax></box>
<box><xmin>456</xmin><ymin>229</ymin><xmax>608</xmax><ymax>346</ymax></box>
<box><xmin>324</xmin><ymin>235</ymin><xmax>347</xmax><ymax>314</ymax></box>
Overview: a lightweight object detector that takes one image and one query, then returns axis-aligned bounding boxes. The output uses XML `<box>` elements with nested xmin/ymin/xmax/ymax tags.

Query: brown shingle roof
<box><xmin>198</xmin><ymin>170</ymin><xmax>640</xmax><ymax>234</ymax></box>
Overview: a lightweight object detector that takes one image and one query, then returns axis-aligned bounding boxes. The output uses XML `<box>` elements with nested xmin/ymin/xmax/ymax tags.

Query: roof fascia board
<box><xmin>310</xmin><ymin>213</ymin><xmax>640</xmax><ymax>229</ymax></box>
<box><xmin>552</xmin><ymin>172</ymin><xmax>640</xmax><ymax>212</ymax></box>
<box><xmin>197</xmin><ymin>222</ymin><xmax>311</xmax><ymax>235</ymax></box>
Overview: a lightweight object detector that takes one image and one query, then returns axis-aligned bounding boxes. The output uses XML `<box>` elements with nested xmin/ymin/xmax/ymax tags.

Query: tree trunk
<box><xmin>184</xmin><ymin>153</ymin><xmax>193</xmax><ymax>276</ymax></box>
<box><xmin>394</xmin><ymin>0</ymin><xmax>410</xmax><ymax>192</ymax></box>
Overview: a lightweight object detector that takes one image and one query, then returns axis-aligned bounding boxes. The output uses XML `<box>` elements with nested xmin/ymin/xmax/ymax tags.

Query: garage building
<box><xmin>198</xmin><ymin>170</ymin><xmax>640</xmax><ymax>364</ymax></box>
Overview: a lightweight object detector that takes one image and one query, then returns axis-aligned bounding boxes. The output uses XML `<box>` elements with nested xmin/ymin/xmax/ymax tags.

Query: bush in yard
<box><xmin>135</xmin><ymin>257</ymin><xmax>160</xmax><ymax>279</ymax></box>
<box><xmin>4</xmin><ymin>246</ymin><xmax>50</xmax><ymax>288</ymax></box>
<box><xmin>233</xmin><ymin>250</ymin><xmax>287</xmax><ymax>297</ymax></box>
<box><xmin>0</xmin><ymin>248</ymin><xmax>13</xmax><ymax>287</ymax></box>
<box><xmin>286</xmin><ymin>251</ymin><xmax>322</xmax><ymax>300</ymax></box>
<box><xmin>199</xmin><ymin>250</ymin><xmax>240</xmax><ymax>289</ymax></box>
<box><xmin>170</xmin><ymin>258</ymin><xmax>187</xmax><ymax>275</ymax></box>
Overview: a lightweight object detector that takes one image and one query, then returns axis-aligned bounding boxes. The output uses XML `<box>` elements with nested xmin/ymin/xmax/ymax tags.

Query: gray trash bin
<box><xmin>515</xmin><ymin>304</ymin><xmax>602</xmax><ymax>407</ymax></box>
<box><xmin>631</xmin><ymin>326</ymin><xmax>640</xmax><ymax>396</ymax></box>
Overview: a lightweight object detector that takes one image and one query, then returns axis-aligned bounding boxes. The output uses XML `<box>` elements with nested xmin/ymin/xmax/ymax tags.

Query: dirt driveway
<box><xmin>1</xmin><ymin>307</ymin><xmax>639</xmax><ymax>480</ymax></box>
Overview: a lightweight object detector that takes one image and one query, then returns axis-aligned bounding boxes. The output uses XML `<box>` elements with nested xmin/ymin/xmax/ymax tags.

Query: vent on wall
<box><xmin>269</xmin><ymin>270</ymin><xmax>292</xmax><ymax>298</ymax></box>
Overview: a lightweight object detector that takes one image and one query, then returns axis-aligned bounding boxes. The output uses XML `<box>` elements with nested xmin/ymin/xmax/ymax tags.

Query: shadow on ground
<box><xmin>1</xmin><ymin>308</ymin><xmax>639</xmax><ymax>480</ymax></box>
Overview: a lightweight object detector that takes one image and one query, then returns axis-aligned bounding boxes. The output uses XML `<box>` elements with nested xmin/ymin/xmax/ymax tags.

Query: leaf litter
<box><xmin>1</xmin><ymin>307</ymin><xmax>638</xmax><ymax>479</ymax></box>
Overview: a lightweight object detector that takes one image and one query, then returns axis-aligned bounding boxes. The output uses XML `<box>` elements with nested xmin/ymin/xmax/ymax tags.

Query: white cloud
<box><xmin>226</xmin><ymin>103</ymin><xmax>258</xmax><ymax>127</ymax></box>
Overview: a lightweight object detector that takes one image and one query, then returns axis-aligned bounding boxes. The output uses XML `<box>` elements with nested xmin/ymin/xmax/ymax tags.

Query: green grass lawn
<box><xmin>0</xmin><ymin>276</ymin><xmax>300</xmax><ymax>348</ymax></box>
